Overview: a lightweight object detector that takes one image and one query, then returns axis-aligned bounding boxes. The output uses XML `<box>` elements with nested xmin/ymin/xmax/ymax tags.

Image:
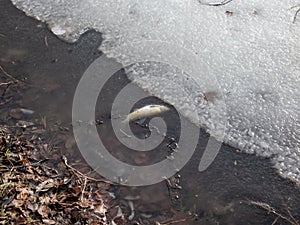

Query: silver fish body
<box><xmin>123</xmin><ymin>104</ymin><xmax>170</xmax><ymax>123</ymax></box>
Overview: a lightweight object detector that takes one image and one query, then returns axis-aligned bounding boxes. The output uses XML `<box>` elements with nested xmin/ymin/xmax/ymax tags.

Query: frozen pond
<box><xmin>10</xmin><ymin>0</ymin><xmax>300</xmax><ymax>182</ymax></box>
<box><xmin>1</xmin><ymin>0</ymin><xmax>300</xmax><ymax>223</ymax></box>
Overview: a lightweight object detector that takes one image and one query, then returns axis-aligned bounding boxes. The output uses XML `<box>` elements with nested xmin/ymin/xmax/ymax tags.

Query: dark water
<box><xmin>1</xmin><ymin>0</ymin><xmax>300</xmax><ymax>224</ymax></box>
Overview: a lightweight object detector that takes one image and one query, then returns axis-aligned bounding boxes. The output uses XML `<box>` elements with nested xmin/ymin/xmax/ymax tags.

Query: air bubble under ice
<box><xmin>10</xmin><ymin>0</ymin><xmax>300</xmax><ymax>181</ymax></box>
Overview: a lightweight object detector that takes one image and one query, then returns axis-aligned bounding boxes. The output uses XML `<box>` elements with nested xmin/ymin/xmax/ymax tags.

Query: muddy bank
<box><xmin>1</xmin><ymin>0</ymin><xmax>300</xmax><ymax>224</ymax></box>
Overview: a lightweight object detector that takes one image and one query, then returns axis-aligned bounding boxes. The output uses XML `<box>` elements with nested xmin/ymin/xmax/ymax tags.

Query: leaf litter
<box><xmin>0</xmin><ymin>126</ymin><xmax>127</xmax><ymax>225</ymax></box>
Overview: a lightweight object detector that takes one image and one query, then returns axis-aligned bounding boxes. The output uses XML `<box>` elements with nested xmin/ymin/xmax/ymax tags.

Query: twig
<box><xmin>250</xmin><ymin>201</ymin><xmax>299</xmax><ymax>225</ymax></box>
<box><xmin>0</xmin><ymin>65</ymin><xmax>18</xmax><ymax>82</ymax></box>
<box><xmin>120</xmin><ymin>128</ymin><xmax>132</xmax><ymax>138</ymax></box>
<box><xmin>7</xmin><ymin>159</ymin><xmax>49</xmax><ymax>169</ymax></box>
<box><xmin>293</xmin><ymin>8</ymin><xmax>300</xmax><ymax>23</ymax></box>
<box><xmin>40</xmin><ymin>115</ymin><xmax>47</xmax><ymax>130</ymax></box>
<box><xmin>291</xmin><ymin>4</ymin><xmax>300</xmax><ymax>23</ymax></box>
<box><xmin>0</xmin><ymin>82</ymin><xmax>13</xmax><ymax>86</ymax></box>
<box><xmin>198</xmin><ymin>0</ymin><xmax>234</xmax><ymax>7</ymax></box>
<box><xmin>1</xmin><ymin>81</ymin><xmax>13</xmax><ymax>98</ymax></box>
<box><xmin>271</xmin><ymin>216</ymin><xmax>280</xmax><ymax>225</ymax></box>
<box><xmin>0</xmin><ymin>97</ymin><xmax>12</xmax><ymax>105</ymax></box>
<box><xmin>287</xmin><ymin>206</ymin><xmax>299</xmax><ymax>225</ymax></box>
<box><xmin>61</xmin><ymin>155</ymin><xmax>114</xmax><ymax>184</ymax></box>
<box><xmin>80</xmin><ymin>177</ymin><xmax>87</xmax><ymax>201</ymax></box>
<box><xmin>159</xmin><ymin>217</ymin><xmax>190</xmax><ymax>225</ymax></box>
<box><xmin>44</xmin><ymin>35</ymin><xmax>48</xmax><ymax>47</ymax></box>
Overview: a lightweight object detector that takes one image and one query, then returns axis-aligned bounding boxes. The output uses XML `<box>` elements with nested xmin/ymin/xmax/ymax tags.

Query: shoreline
<box><xmin>1</xmin><ymin>0</ymin><xmax>300</xmax><ymax>224</ymax></box>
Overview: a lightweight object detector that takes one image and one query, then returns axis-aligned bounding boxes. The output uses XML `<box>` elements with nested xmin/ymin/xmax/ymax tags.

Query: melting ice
<box><xmin>10</xmin><ymin>0</ymin><xmax>300</xmax><ymax>181</ymax></box>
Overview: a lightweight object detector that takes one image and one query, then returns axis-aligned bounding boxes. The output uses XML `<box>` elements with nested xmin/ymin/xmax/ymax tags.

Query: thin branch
<box><xmin>0</xmin><ymin>97</ymin><xmax>12</xmax><ymax>105</ymax></box>
<box><xmin>250</xmin><ymin>201</ymin><xmax>299</xmax><ymax>225</ymax></box>
<box><xmin>293</xmin><ymin>8</ymin><xmax>300</xmax><ymax>23</ymax></box>
<box><xmin>61</xmin><ymin>155</ymin><xmax>114</xmax><ymax>185</ymax></box>
<box><xmin>198</xmin><ymin>0</ymin><xmax>234</xmax><ymax>7</ymax></box>
<box><xmin>290</xmin><ymin>4</ymin><xmax>300</xmax><ymax>23</ymax></box>
<box><xmin>159</xmin><ymin>215</ymin><xmax>193</xmax><ymax>225</ymax></box>
<box><xmin>1</xmin><ymin>81</ymin><xmax>13</xmax><ymax>99</ymax></box>
<box><xmin>286</xmin><ymin>206</ymin><xmax>299</xmax><ymax>225</ymax></box>
<box><xmin>44</xmin><ymin>35</ymin><xmax>49</xmax><ymax>47</ymax></box>
<box><xmin>291</xmin><ymin>4</ymin><xmax>300</xmax><ymax>10</ymax></box>
<box><xmin>0</xmin><ymin>82</ymin><xmax>13</xmax><ymax>86</ymax></box>
<box><xmin>0</xmin><ymin>65</ymin><xmax>19</xmax><ymax>82</ymax></box>
<box><xmin>271</xmin><ymin>216</ymin><xmax>280</xmax><ymax>225</ymax></box>
<box><xmin>80</xmin><ymin>177</ymin><xmax>87</xmax><ymax>201</ymax></box>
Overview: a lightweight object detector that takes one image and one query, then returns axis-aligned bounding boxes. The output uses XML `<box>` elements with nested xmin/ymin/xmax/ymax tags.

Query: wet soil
<box><xmin>1</xmin><ymin>0</ymin><xmax>300</xmax><ymax>224</ymax></box>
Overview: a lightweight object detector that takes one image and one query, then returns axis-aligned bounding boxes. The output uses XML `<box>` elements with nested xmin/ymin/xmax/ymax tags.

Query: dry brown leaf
<box><xmin>42</xmin><ymin>219</ymin><xmax>56</xmax><ymax>224</ymax></box>
<box><xmin>37</xmin><ymin>204</ymin><xmax>51</xmax><ymax>218</ymax></box>
<box><xmin>36</xmin><ymin>179</ymin><xmax>55</xmax><ymax>192</ymax></box>
<box><xmin>16</xmin><ymin>188</ymin><xmax>31</xmax><ymax>201</ymax></box>
<box><xmin>27</xmin><ymin>203</ymin><xmax>39</xmax><ymax>212</ymax></box>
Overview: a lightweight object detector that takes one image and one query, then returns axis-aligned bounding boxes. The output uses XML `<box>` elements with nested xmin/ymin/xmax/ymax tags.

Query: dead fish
<box><xmin>123</xmin><ymin>104</ymin><xmax>170</xmax><ymax>123</ymax></box>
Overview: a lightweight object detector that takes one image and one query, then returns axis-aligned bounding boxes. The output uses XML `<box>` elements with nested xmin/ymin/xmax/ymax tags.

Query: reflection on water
<box><xmin>1</xmin><ymin>0</ymin><xmax>300</xmax><ymax>224</ymax></box>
